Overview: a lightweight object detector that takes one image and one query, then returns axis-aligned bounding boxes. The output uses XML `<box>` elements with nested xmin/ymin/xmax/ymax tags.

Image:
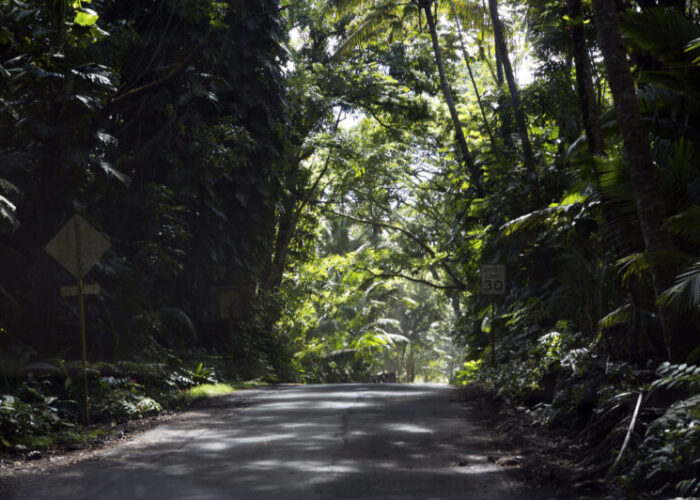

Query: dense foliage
<box><xmin>1</xmin><ymin>0</ymin><xmax>700</xmax><ymax>496</ymax></box>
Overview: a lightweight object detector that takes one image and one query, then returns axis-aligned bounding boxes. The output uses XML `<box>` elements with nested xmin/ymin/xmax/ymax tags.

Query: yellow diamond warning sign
<box><xmin>45</xmin><ymin>215</ymin><xmax>110</xmax><ymax>279</ymax></box>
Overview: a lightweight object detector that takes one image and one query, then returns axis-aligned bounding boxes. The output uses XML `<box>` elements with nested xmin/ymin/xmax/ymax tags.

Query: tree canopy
<box><xmin>2</xmin><ymin>0</ymin><xmax>700</xmax><ymax>496</ymax></box>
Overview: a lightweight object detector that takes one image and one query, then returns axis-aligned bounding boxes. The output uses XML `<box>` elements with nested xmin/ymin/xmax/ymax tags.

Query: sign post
<box><xmin>481</xmin><ymin>265</ymin><xmax>506</xmax><ymax>365</ymax></box>
<box><xmin>216</xmin><ymin>287</ymin><xmax>238</xmax><ymax>377</ymax></box>
<box><xmin>45</xmin><ymin>215</ymin><xmax>110</xmax><ymax>424</ymax></box>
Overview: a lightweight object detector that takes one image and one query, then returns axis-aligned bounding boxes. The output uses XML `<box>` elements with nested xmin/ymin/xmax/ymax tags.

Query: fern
<box><xmin>625</xmin><ymin>364</ymin><xmax>700</xmax><ymax>498</ymax></box>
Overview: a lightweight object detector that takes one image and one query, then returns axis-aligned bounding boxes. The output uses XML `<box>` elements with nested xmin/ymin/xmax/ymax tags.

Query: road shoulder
<box><xmin>458</xmin><ymin>384</ymin><xmax>611</xmax><ymax>499</ymax></box>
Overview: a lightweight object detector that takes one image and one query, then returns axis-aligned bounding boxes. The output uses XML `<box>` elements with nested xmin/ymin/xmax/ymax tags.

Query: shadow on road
<box><xmin>11</xmin><ymin>384</ymin><xmax>552</xmax><ymax>499</ymax></box>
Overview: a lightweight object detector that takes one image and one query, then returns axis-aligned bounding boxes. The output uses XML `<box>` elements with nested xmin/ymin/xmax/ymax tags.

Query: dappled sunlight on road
<box><xmin>11</xmin><ymin>384</ymin><xmax>526</xmax><ymax>500</ymax></box>
<box><xmin>387</xmin><ymin>423</ymin><xmax>434</xmax><ymax>434</ymax></box>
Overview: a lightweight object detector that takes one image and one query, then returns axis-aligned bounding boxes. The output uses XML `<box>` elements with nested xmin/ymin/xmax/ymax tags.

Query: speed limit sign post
<box><xmin>481</xmin><ymin>265</ymin><xmax>506</xmax><ymax>365</ymax></box>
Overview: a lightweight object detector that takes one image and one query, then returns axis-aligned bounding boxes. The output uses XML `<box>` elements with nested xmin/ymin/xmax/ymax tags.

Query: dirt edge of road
<box><xmin>458</xmin><ymin>384</ymin><xmax>613</xmax><ymax>499</ymax></box>
<box><xmin>0</xmin><ymin>393</ymin><xmax>250</xmax><ymax>497</ymax></box>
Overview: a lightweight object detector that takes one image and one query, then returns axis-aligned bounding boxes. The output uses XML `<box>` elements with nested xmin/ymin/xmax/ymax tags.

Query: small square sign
<box><xmin>481</xmin><ymin>265</ymin><xmax>506</xmax><ymax>295</ymax></box>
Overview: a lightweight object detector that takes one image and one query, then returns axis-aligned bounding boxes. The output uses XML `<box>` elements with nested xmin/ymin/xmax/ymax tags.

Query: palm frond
<box><xmin>381</xmin><ymin>332</ymin><xmax>409</xmax><ymax>344</ymax></box>
<box><xmin>333</xmin><ymin>9</ymin><xmax>401</xmax><ymax>59</ymax></box>
<box><xmin>622</xmin><ymin>8</ymin><xmax>700</xmax><ymax>101</ymax></box>
<box><xmin>617</xmin><ymin>251</ymin><xmax>693</xmax><ymax>286</ymax></box>
<box><xmin>599</xmin><ymin>302</ymin><xmax>633</xmax><ymax>330</ymax></box>
<box><xmin>443</xmin><ymin>0</ymin><xmax>484</xmax><ymax>31</ymax></box>
<box><xmin>595</xmin><ymin>154</ymin><xmax>633</xmax><ymax>203</ymax></box>
<box><xmin>664</xmin><ymin>205</ymin><xmax>700</xmax><ymax>245</ymax></box>
<box><xmin>0</xmin><ymin>195</ymin><xmax>18</xmax><ymax>232</ymax></box>
<box><xmin>638</xmin><ymin>70</ymin><xmax>700</xmax><ymax>102</ymax></box>
<box><xmin>323</xmin><ymin>0</ymin><xmax>359</xmax><ymax>18</ymax></box>
<box><xmin>500</xmin><ymin>192</ymin><xmax>587</xmax><ymax>236</ymax></box>
<box><xmin>372</xmin><ymin>317</ymin><xmax>401</xmax><ymax>329</ymax></box>
<box><xmin>658</xmin><ymin>261</ymin><xmax>700</xmax><ymax>311</ymax></box>
<box><xmin>0</xmin><ymin>178</ymin><xmax>19</xmax><ymax>195</ymax></box>
<box><xmin>688</xmin><ymin>36</ymin><xmax>700</xmax><ymax>64</ymax></box>
<box><xmin>621</xmin><ymin>8</ymin><xmax>700</xmax><ymax>66</ymax></box>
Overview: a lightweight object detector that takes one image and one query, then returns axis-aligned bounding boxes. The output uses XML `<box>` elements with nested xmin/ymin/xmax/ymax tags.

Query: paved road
<box><xmin>9</xmin><ymin>384</ymin><xmax>539</xmax><ymax>499</ymax></box>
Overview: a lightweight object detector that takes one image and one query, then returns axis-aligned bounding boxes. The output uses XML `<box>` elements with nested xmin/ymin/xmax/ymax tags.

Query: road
<box><xmin>8</xmin><ymin>384</ymin><xmax>546</xmax><ymax>499</ymax></box>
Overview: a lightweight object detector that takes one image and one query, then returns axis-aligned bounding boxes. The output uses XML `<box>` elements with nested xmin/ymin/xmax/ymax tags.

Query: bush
<box><xmin>89</xmin><ymin>377</ymin><xmax>163</xmax><ymax>422</ymax></box>
<box><xmin>451</xmin><ymin>359</ymin><xmax>482</xmax><ymax>385</ymax></box>
<box><xmin>0</xmin><ymin>387</ymin><xmax>73</xmax><ymax>448</ymax></box>
<box><xmin>622</xmin><ymin>364</ymin><xmax>700</xmax><ymax>499</ymax></box>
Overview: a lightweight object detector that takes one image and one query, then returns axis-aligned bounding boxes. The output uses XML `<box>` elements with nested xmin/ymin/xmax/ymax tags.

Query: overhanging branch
<box><xmin>359</xmin><ymin>269</ymin><xmax>464</xmax><ymax>291</ymax></box>
<box><xmin>324</xmin><ymin>209</ymin><xmax>436</xmax><ymax>257</ymax></box>
<box><xmin>326</xmin><ymin>208</ymin><xmax>467</xmax><ymax>288</ymax></box>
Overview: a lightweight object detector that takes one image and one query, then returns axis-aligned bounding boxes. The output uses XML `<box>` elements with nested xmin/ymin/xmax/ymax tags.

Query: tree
<box><xmin>568</xmin><ymin>0</ymin><xmax>605</xmax><ymax>156</ymax></box>
<box><xmin>330</xmin><ymin>0</ymin><xmax>485</xmax><ymax>194</ymax></box>
<box><xmin>419</xmin><ymin>0</ymin><xmax>484</xmax><ymax>194</ymax></box>
<box><xmin>487</xmin><ymin>0</ymin><xmax>536</xmax><ymax>175</ymax></box>
<box><xmin>591</xmin><ymin>0</ymin><xmax>688</xmax><ymax>361</ymax></box>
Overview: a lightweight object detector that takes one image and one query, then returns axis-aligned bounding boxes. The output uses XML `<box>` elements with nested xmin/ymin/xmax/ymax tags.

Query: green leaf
<box><xmin>599</xmin><ymin>303</ymin><xmax>632</xmax><ymax>330</ymax></box>
<box><xmin>74</xmin><ymin>8</ymin><xmax>99</xmax><ymax>27</ymax></box>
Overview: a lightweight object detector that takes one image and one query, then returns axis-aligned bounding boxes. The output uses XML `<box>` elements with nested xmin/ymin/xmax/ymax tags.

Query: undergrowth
<box><xmin>0</xmin><ymin>353</ymin><xmax>264</xmax><ymax>455</ymax></box>
<box><xmin>453</xmin><ymin>347</ymin><xmax>700</xmax><ymax>499</ymax></box>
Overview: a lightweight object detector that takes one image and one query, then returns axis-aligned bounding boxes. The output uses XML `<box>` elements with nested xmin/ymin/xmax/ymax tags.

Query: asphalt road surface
<box><xmin>8</xmin><ymin>384</ymin><xmax>546</xmax><ymax>499</ymax></box>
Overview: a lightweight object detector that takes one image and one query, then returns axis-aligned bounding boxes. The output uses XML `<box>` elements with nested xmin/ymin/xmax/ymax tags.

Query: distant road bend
<box><xmin>10</xmin><ymin>384</ymin><xmax>543</xmax><ymax>499</ymax></box>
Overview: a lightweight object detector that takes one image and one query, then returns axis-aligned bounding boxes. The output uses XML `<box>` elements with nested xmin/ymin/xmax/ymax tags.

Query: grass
<box><xmin>18</xmin><ymin>428</ymin><xmax>111</xmax><ymax>451</ymax></box>
<box><xmin>172</xmin><ymin>380</ymin><xmax>267</xmax><ymax>407</ymax></box>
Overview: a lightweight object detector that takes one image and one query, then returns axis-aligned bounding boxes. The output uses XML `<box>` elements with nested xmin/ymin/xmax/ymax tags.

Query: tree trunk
<box><xmin>407</xmin><ymin>344</ymin><xmax>416</xmax><ymax>383</ymax></box>
<box><xmin>569</xmin><ymin>0</ymin><xmax>605</xmax><ymax>156</ymax></box>
<box><xmin>399</xmin><ymin>343</ymin><xmax>406</xmax><ymax>382</ymax></box>
<box><xmin>487</xmin><ymin>0</ymin><xmax>536</xmax><ymax>175</ymax></box>
<box><xmin>447</xmin><ymin>0</ymin><xmax>499</xmax><ymax>159</ymax></box>
<box><xmin>422</xmin><ymin>2</ymin><xmax>484</xmax><ymax>195</ymax></box>
<box><xmin>262</xmin><ymin>110</ymin><xmax>340</xmax><ymax>292</ymax></box>
<box><xmin>568</xmin><ymin>0</ymin><xmax>668</xmax><ymax>360</ymax></box>
<box><xmin>591</xmin><ymin>0</ymin><xmax>690</xmax><ymax>361</ymax></box>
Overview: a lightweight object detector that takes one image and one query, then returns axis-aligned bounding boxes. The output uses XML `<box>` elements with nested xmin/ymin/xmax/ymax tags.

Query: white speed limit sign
<box><xmin>481</xmin><ymin>265</ymin><xmax>506</xmax><ymax>295</ymax></box>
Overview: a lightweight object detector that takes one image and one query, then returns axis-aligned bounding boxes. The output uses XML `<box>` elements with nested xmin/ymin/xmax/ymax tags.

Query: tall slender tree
<box><xmin>419</xmin><ymin>0</ymin><xmax>484</xmax><ymax>195</ymax></box>
<box><xmin>568</xmin><ymin>0</ymin><xmax>668</xmax><ymax>359</ymax></box>
<box><xmin>330</xmin><ymin>0</ymin><xmax>485</xmax><ymax>194</ymax></box>
<box><xmin>487</xmin><ymin>0</ymin><xmax>536</xmax><ymax>175</ymax></box>
<box><xmin>568</xmin><ymin>0</ymin><xmax>604</xmax><ymax>156</ymax></box>
<box><xmin>590</xmin><ymin>0</ymin><xmax>688</xmax><ymax>361</ymax></box>
<box><xmin>447</xmin><ymin>0</ymin><xmax>500</xmax><ymax>159</ymax></box>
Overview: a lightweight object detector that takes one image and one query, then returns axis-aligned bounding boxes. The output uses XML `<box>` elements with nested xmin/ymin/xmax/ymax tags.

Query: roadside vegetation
<box><xmin>1</xmin><ymin>0</ymin><xmax>699</xmax><ymax>497</ymax></box>
<box><xmin>0</xmin><ymin>348</ymin><xmax>261</xmax><ymax>453</ymax></box>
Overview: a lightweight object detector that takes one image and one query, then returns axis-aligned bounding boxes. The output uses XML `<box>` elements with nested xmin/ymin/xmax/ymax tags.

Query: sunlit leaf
<box><xmin>74</xmin><ymin>8</ymin><xmax>99</xmax><ymax>26</ymax></box>
<box><xmin>97</xmin><ymin>161</ymin><xmax>131</xmax><ymax>186</ymax></box>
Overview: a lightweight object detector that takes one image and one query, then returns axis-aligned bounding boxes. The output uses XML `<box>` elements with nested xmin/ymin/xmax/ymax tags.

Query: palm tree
<box><xmin>330</xmin><ymin>0</ymin><xmax>484</xmax><ymax>195</ymax></box>
<box><xmin>567</xmin><ymin>0</ymin><xmax>604</xmax><ymax>156</ymax></box>
<box><xmin>446</xmin><ymin>0</ymin><xmax>500</xmax><ymax>159</ymax></box>
<box><xmin>487</xmin><ymin>0</ymin><xmax>536</xmax><ymax>175</ymax></box>
<box><xmin>590</xmin><ymin>0</ymin><xmax>683</xmax><ymax>361</ymax></box>
<box><xmin>419</xmin><ymin>0</ymin><xmax>483</xmax><ymax>194</ymax></box>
